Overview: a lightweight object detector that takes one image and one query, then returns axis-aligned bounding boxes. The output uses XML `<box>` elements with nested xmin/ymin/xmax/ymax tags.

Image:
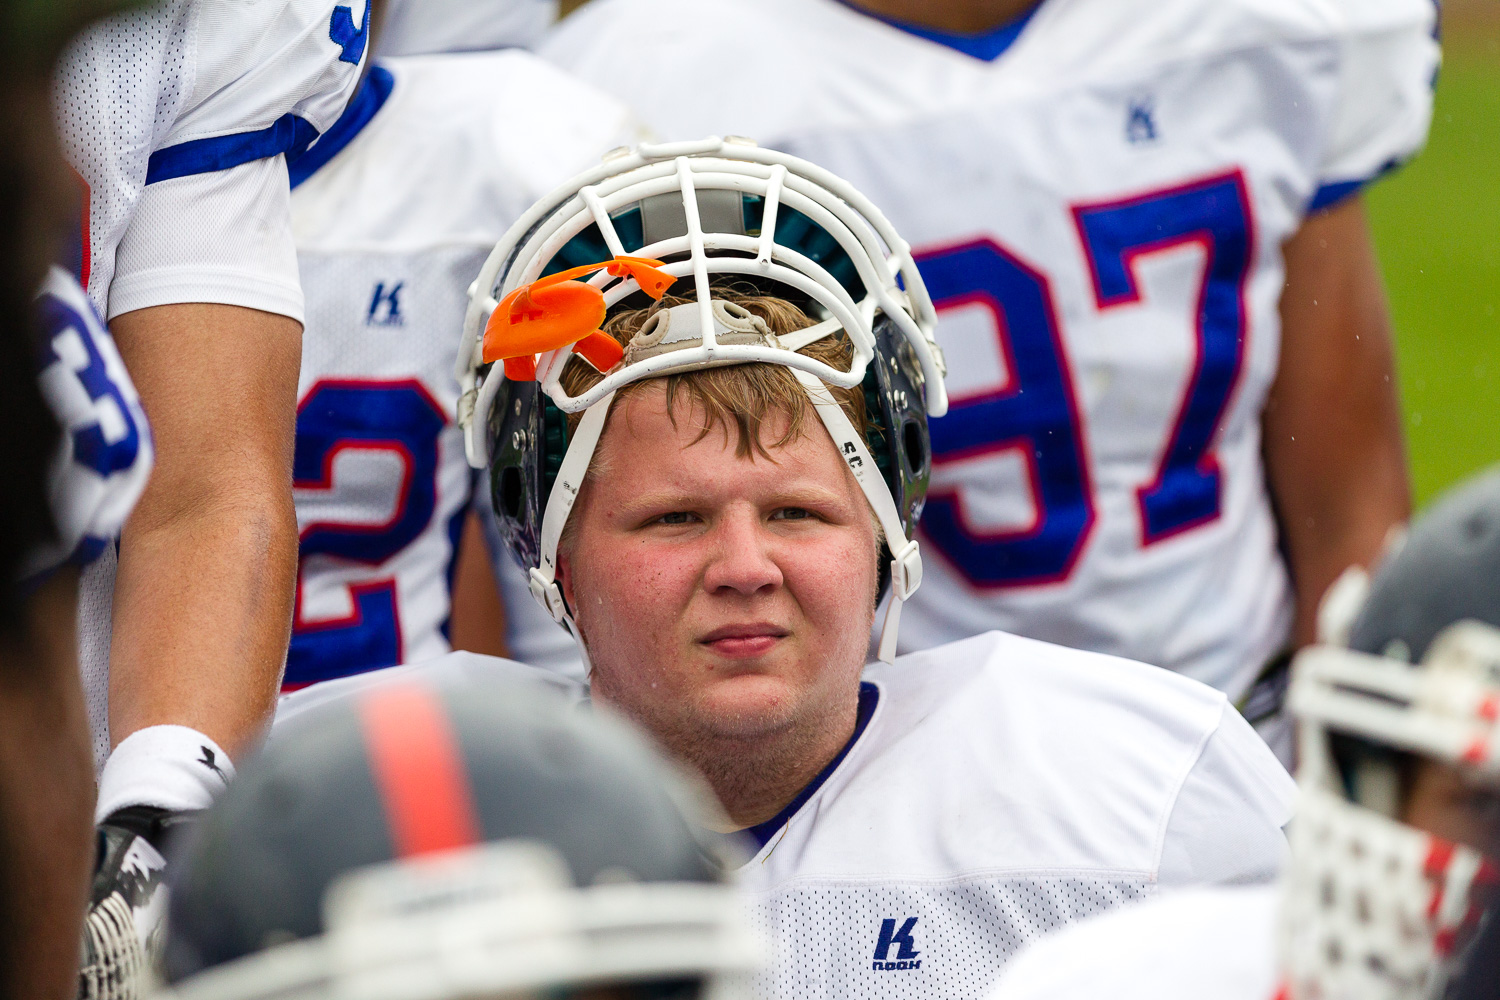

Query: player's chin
<box><xmin>691</xmin><ymin>670</ymin><xmax>805</xmax><ymax>739</ymax></box>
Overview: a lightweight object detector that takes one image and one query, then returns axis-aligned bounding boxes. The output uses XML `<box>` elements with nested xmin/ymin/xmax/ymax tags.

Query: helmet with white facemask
<box><xmin>1280</xmin><ymin>469</ymin><xmax>1500</xmax><ymax>1000</ymax></box>
<box><xmin>456</xmin><ymin>137</ymin><xmax>948</xmax><ymax>668</ymax></box>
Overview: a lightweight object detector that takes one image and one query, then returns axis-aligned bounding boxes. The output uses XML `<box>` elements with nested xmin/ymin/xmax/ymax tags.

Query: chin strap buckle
<box><xmin>877</xmin><ymin>540</ymin><xmax>923</xmax><ymax>665</ymax></box>
<box><xmin>889</xmin><ymin>539</ymin><xmax>923</xmax><ymax>603</ymax></box>
<box><xmin>528</xmin><ymin>567</ymin><xmax>569</xmax><ymax>624</ymax></box>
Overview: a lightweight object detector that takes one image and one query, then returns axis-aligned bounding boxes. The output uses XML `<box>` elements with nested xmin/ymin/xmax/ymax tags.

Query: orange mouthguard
<box><xmin>482</xmin><ymin>256</ymin><xmax>675</xmax><ymax>380</ymax></box>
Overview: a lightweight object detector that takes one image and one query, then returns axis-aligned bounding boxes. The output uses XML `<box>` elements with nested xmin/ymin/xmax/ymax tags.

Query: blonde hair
<box><xmin>559</xmin><ymin>289</ymin><xmax>872</xmax><ymax>459</ymax></box>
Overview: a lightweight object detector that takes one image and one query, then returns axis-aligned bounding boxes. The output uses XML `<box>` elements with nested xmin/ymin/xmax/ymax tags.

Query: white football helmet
<box><xmin>456</xmin><ymin>137</ymin><xmax>948</xmax><ymax>666</ymax></box>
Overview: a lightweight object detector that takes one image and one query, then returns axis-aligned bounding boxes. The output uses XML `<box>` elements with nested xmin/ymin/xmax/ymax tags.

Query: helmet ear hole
<box><xmin>902</xmin><ymin>419</ymin><xmax>927</xmax><ymax>478</ymax></box>
<box><xmin>499</xmin><ymin>466</ymin><xmax>524</xmax><ymax>520</ymax></box>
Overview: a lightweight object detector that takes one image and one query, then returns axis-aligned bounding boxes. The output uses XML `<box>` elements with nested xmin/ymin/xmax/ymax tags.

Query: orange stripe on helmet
<box><xmin>358</xmin><ymin>683</ymin><xmax>481</xmax><ymax>858</ymax></box>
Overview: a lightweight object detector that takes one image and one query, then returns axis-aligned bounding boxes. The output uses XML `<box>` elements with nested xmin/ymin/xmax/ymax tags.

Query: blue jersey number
<box><xmin>916</xmin><ymin>170</ymin><xmax>1252</xmax><ymax>588</ymax></box>
<box><xmin>1073</xmin><ymin>171</ymin><xmax>1253</xmax><ymax>544</ymax></box>
<box><xmin>917</xmin><ymin>239</ymin><xmax>1095</xmax><ymax>587</ymax></box>
<box><xmin>286</xmin><ymin>379</ymin><xmax>446</xmax><ymax>687</ymax></box>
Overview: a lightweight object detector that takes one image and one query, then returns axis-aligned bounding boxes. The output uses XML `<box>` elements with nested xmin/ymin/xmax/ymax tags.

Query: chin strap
<box><xmin>792</xmin><ymin>369</ymin><xmax>921</xmax><ymax>664</ymax></box>
<box><xmin>528</xmin><ymin>391</ymin><xmax>616</xmax><ymax>673</ymax></box>
<box><xmin>527</xmin><ymin>375</ymin><xmax>921</xmax><ymax>667</ymax></box>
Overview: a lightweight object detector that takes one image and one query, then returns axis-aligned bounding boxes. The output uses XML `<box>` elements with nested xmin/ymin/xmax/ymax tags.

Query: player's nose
<box><xmin>701</xmin><ymin>509</ymin><xmax>784</xmax><ymax>597</ymax></box>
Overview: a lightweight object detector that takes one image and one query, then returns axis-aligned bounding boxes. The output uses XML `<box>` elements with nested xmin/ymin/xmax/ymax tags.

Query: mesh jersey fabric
<box><xmin>53</xmin><ymin>0</ymin><xmax>367</xmax><ymax>320</ymax></box>
<box><xmin>984</xmin><ymin>884</ymin><xmax>1280</xmax><ymax>1000</ymax></box>
<box><xmin>273</xmin><ymin>630</ymin><xmax>1295</xmax><ymax>999</ymax></box>
<box><xmin>539</xmin><ymin>0</ymin><xmax>1438</xmax><ymax>700</ymax></box>
<box><xmin>285</xmin><ymin>53</ymin><xmax>637</xmax><ymax>690</ymax></box>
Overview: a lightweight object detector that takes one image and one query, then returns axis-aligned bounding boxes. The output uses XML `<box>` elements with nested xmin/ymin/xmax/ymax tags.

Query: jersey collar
<box><xmin>745</xmin><ymin>680</ymin><xmax>880</xmax><ymax>850</ymax></box>
<box><xmin>830</xmin><ymin>0</ymin><xmax>1042</xmax><ymax>62</ymax></box>
<box><xmin>288</xmin><ymin>64</ymin><xmax>396</xmax><ymax>189</ymax></box>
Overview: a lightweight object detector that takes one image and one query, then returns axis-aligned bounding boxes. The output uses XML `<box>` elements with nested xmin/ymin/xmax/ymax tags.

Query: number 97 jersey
<box><xmin>543</xmin><ymin>0</ymin><xmax>1439</xmax><ymax>697</ymax></box>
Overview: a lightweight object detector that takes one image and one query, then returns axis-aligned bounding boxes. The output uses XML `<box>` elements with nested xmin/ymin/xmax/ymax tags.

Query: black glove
<box><xmin>78</xmin><ymin>806</ymin><xmax>191</xmax><ymax>1000</ymax></box>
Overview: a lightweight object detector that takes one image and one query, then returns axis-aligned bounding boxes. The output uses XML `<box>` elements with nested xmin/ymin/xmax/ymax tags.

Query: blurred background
<box><xmin>1369</xmin><ymin>0</ymin><xmax>1499</xmax><ymax>506</ymax></box>
<box><xmin>557</xmin><ymin>0</ymin><xmax>1497</xmax><ymax>508</ymax></box>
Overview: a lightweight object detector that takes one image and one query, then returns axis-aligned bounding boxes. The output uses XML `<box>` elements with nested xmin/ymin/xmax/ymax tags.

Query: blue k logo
<box><xmin>367</xmin><ymin>282</ymin><xmax>404</xmax><ymax>327</ymax></box>
<box><xmin>874</xmin><ymin>917</ymin><xmax>920</xmax><ymax>961</ymax></box>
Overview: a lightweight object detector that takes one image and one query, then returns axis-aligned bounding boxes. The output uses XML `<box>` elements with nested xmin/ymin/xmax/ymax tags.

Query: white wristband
<box><xmin>95</xmin><ymin>725</ymin><xmax>236</xmax><ymax>824</ymax></box>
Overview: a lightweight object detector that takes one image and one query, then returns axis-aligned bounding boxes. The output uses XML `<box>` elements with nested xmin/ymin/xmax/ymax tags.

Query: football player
<box><xmin>986</xmin><ymin>467</ymin><xmax>1500</xmax><ymax>1000</ymax></box>
<box><xmin>540</xmin><ymin>0</ymin><xmax>1437</xmax><ymax>752</ymax></box>
<box><xmin>282</xmin><ymin>0</ymin><xmax>635</xmax><ymax>692</ymax></box>
<box><xmin>284</xmin><ymin>139</ymin><xmax>1295</xmax><ymax>997</ymax></box>
<box><xmin>156</xmin><ymin>673</ymin><xmax>759</xmax><ymax>999</ymax></box>
<box><xmin>53</xmin><ymin>1</ymin><xmax>367</xmax><ymax>995</ymax></box>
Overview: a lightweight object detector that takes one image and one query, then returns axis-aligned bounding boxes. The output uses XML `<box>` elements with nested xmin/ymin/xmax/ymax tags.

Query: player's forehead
<box><xmin>591</xmin><ymin>382</ymin><xmax>856</xmax><ymax>501</ymax></box>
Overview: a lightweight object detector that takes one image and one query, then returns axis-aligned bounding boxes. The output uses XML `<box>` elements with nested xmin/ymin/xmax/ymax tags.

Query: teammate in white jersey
<box><xmin>540</xmin><ymin>0</ymin><xmax>1436</xmax><ymax>722</ymax></box>
<box><xmin>54</xmin><ymin>3</ymin><xmax>365</xmax><ymax>995</ymax></box>
<box><xmin>987</xmin><ymin>468</ymin><xmax>1500</xmax><ymax>1000</ymax></box>
<box><xmin>284</xmin><ymin>139</ymin><xmax>1294</xmax><ymax>998</ymax></box>
<box><xmin>284</xmin><ymin>17</ymin><xmax>636</xmax><ymax>689</ymax></box>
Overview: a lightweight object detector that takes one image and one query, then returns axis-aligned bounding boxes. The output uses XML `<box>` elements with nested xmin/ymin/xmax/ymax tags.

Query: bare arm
<box><xmin>1264</xmin><ymin>195</ymin><xmax>1411</xmax><ymax>649</ymax></box>
<box><xmin>107</xmin><ymin>302</ymin><xmax>301</xmax><ymax>756</ymax></box>
<box><xmin>448</xmin><ymin>507</ymin><xmax>510</xmax><ymax>657</ymax></box>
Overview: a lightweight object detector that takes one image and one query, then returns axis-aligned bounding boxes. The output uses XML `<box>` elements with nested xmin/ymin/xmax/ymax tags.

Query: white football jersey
<box><xmin>276</xmin><ymin>630</ymin><xmax>1295</xmax><ymax>999</ymax></box>
<box><xmin>285</xmin><ymin>52</ymin><xmax>635</xmax><ymax>689</ymax></box>
<box><xmin>985</xmin><ymin>884</ymin><xmax>1279</xmax><ymax>1000</ymax></box>
<box><xmin>54</xmin><ymin>0</ymin><xmax>368</xmax><ymax>322</ymax></box>
<box><xmin>541</xmin><ymin>0</ymin><xmax>1439</xmax><ymax>698</ymax></box>
<box><xmin>26</xmin><ymin>267</ymin><xmax>153</xmax><ymax>582</ymax></box>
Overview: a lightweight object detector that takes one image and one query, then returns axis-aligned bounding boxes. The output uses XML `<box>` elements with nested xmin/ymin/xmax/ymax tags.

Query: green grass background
<box><xmin>1367</xmin><ymin>11</ymin><xmax>1500</xmax><ymax>506</ymax></box>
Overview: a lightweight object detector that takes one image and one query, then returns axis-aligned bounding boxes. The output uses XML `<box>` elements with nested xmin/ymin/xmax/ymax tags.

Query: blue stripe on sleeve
<box><xmin>288</xmin><ymin>65</ymin><xmax>395</xmax><ymax>189</ymax></box>
<box><xmin>144</xmin><ymin>113</ymin><xmax>320</xmax><ymax>185</ymax></box>
<box><xmin>1307</xmin><ymin>179</ymin><xmax>1366</xmax><ymax>213</ymax></box>
<box><xmin>1308</xmin><ymin>155</ymin><xmax>1406</xmax><ymax>214</ymax></box>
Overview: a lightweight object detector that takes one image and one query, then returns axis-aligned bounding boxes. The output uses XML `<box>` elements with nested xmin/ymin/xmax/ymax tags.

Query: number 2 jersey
<box><xmin>286</xmin><ymin>52</ymin><xmax>636</xmax><ymax>688</ymax></box>
<box><xmin>541</xmin><ymin>0</ymin><xmax>1439</xmax><ymax>698</ymax></box>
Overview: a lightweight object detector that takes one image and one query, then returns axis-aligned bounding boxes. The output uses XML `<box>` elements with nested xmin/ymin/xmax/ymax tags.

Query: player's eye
<box><xmin>770</xmin><ymin>507</ymin><xmax>813</xmax><ymax>521</ymax></box>
<box><xmin>655</xmin><ymin>511</ymin><xmax>698</xmax><ymax>526</ymax></box>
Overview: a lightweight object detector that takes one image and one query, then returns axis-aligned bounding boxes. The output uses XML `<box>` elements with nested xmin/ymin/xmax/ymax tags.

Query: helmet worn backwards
<box><xmin>455</xmin><ymin>137</ymin><xmax>947</xmax><ymax>667</ymax></box>
<box><xmin>1281</xmin><ymin>468</ymin><xmax>1500</xmax><ymax>1000</ymax></box>
<box><xmin>158</xmin><ymin>676</ymin><xmax>759</xmax><ymax>1000</ymax></box>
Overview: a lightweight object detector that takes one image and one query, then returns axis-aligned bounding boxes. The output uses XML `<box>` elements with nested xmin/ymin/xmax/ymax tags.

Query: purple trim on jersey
<box><xmin>145</xmin><ymin>113</ymin><xmax>320</xmax><ymax>185</ymax></box>
<box><xmin>289</xmin><ymin>65</ymin><xmax>396</xmax><ymax>189</ymax></box>
<box><xmin>832</xmin><ymin>0</ymin><xmax>1042</xmax><ymax>62</ymax></box>
<box><xmin>745</xmin><ymin>681</ymin><xmax>880</xmax><ymax>850</ymax></box>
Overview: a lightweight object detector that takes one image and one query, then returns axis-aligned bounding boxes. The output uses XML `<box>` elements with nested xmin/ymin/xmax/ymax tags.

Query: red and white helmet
<box><xmin>1280</xmin><ymin>469</ymin><xmax>1500</xmax><ymax>1000</ymax></box>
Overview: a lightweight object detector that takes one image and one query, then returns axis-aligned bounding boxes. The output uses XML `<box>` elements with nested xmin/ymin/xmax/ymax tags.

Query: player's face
<box><xmin>559</xmin><ymin>383</ymin><xmax>880</xmax><ymax>745</ymax></box>
<box><xmin>1403</xmin><ymin>758</ymin><xmax>1500</xmax><ymax>861</ymax></box>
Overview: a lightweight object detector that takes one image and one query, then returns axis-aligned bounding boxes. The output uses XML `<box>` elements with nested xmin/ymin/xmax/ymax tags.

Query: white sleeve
<box><xmin>108</xmin><ymin>156</ymin><xmax>302</xmax><ymax>320</ymax></box>
<box><xmin>110</xmin><ymin>0</ymin><xmax>369</xmax><ymax>319</ymax></box>
<box><xmin>156</xmin><ymin>0</ymin><xmax>368</xmax><ymax>156</ymax></box>
<box><xmin>1310</xmin><ymin>0</ymin><xmax>1438</xmax><ymax>212</ymax></box>
<box><xmin>1157</xmin><ymin>702</ymin><xmax>1296</xmax><ymax>886</ymax></box>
